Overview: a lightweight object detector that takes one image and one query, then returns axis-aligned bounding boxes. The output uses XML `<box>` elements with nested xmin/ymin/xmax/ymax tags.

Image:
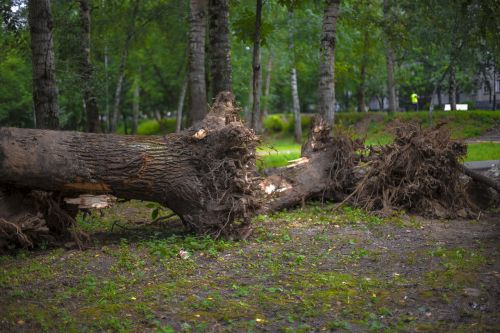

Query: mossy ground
<box><xmin>1</xmin><ymin>201</ymin><xmax>499</xmax><ymax>332</ymax></box>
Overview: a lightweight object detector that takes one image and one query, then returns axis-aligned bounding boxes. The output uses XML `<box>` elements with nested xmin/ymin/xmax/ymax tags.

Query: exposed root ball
<box><xmin>348</xmin><ymin>122</ymin><xmax>475</xmax><ymax>218</ymax></box>
<box><xmin>0</xmin><ymin>187</ymin><xmax>87</xmax><ymax>251</ymax></box>
<box><xmin>178</xmin><ymin>92</ymin><xmax>261</xmax><ymax>237</ymax></box>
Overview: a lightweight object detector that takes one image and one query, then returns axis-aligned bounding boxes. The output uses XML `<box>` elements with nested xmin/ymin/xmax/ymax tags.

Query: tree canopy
<box><xmin>0</xmin><ymin>0</ymin><xmax>498</xmax><ymax>130</ymax></box>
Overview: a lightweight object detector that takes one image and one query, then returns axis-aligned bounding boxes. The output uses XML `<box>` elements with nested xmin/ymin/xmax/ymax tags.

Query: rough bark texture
<box><xmin>383</xmin><ymin>0</ymin><xmax>398</xmax><ymax>113</ymax></box>
<box><xmin>0</xmin><ymin>92</ymin><xmax>259</xmax><ymax>246</ymax></box>
<box><xmin>28</xmin><ymin>0</ymin><xmax>59</xmax><ymax>129</ymax></box>
<box><xmin>317</xmin><ymin>0</ymin><xmax>340</xmax><ymax>127</ymax></box>
<box><xmin>188</xmin><ymin>0</ymin><xmax>208</xmax><ymax>125</ymax></box>
<box><xmin>288</xmin><ymin>10</ymin><xmax>301</xmax><ymax>143</ymax></box>
<box><xmin>78</xmin><ymin>0</ymin><xmax>100</xmax><ymax>133</ymax></box>
<box><xmin>251</xmin><ymin>0</ymin><xmax>263</xmax><ymax>133</ymax></box>
<box><xmin>208</xmin><ymin>0</ymin><xmax>232</xmax><ymax>96</ymax></box>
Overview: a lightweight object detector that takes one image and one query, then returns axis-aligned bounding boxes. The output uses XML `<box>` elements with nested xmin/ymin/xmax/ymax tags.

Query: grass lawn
<box><xmin>258</xmin><ymin>137</ymin><xmax>500</xmax><ymax>169</ymax></box>
<box><xmin>467</xmin><ymin>142</ymin><xmax>500</xmax><ymax>161</ymax></box>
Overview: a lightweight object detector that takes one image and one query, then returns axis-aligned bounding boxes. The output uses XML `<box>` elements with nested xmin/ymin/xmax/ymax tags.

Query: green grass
<box><xmin>466</xmin><ymin>142</ymin><xmax>500</xmax><ymax>161</ymax></box>
<box><xmin>258</xmin><ymin>140</ymin><xmax>499</xmax><ymax>169</ymax></box>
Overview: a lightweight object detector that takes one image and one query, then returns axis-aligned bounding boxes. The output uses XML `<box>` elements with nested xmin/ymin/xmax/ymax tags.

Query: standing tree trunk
<box><xmin>262</xmin><ymin>54</ymin><xmax>273</xmax><ymax>118</ymax></box>
<box><xmin>493</xmin><ymin>62</ymin><xmax>497</xmax><ymax>111</ymax></box>
<box><xmin>110</xmin><ymin>0</ymin><xmax>140</xmax><ymax>132</ymax></box>
<box><xmin>288</xmin><ymin>10</ymin><xmax>301</xmax><ymax>143</ymax></box>
<box><xmin>317</xmin><ymin>0</ymin><xmax>340</xmax><ymax>127</ymax></box>
<box><xmin>383</xmin><ymin>0</ymin><xmax>397</xmax><ymax>114</ymax></box>
<box><xmin>78</xmin><ymin>0</ymin><xmax>100</xmax><ymax>133</ymax></box>
<box><xmin>449</xmin><ymin>64</ymin><xmax>457</xmax><ymax>111</ymax></box>
<box><xmin>208</xmin><ymin>0</ymin><xmax>232</xmax><ymax>96</ymax></box>
<box><xmin>251</xmin><ymin>0</ymin><xmax>263</xmax><ymax>133</ymax></box>
<box><xmin>357</xmin><ymin>32</ymin><xmax>369</xmax><ymax>113</ymax></box>
<box><xmin>188</xmin><ymin>0</ymin><xmax>208</xmax><ymax>125</ymax></box>
<box><xmin>131</xmin><ymin>75</ymin><xmax>140</xmax><ymax>135</ymax></box>
<box><xmin>176</xmin><ymin>74</ymin><xmax>188</xmax><ymax>133</ymax></box>
<box><xmin>104</xmin><ymin>45</ymin><xmax>110</xmax><ymax>131</ymax></box>
<box><xmin>28</xmin><ymin>0</ymin><xmax>59</xmax><ymax>129</ymax></box>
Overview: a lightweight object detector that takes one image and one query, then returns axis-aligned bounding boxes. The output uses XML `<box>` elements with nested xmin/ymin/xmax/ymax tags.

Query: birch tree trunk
<box><xmin>317</xmin><ymin>0</ymin><xmax>340</xmax><ymax>127</ymax></box>
<box><xmin>131</xmin><ymin>76</ymin><xmax>140</xmax><ymax>135</ymax></box>
<box><xmin>383</xmin><ymin>0</ymin><xmax>397</xmax><ymax>114</ymax></box>
<box><xmin>357</xmin><ymin>32</ymin><xmax>369</xmax><ymax>113</ymax></box>
<box><xmin>492</xmin><ymin>62</ymin><xmax>497</xmax><ymax>111</ymax></box>
<box><xmin>288</xmin><ymin>10</ymin><xmax>301</xmax><ymax>143</ymax></box>
<box><xmin>208</xmin><ymin>0</ymin><xmax>232</xmax><ymax>96</ymax></box>
<box><xmin>110</xmin><ymin>0</ymin><xmax>140</xmax><ymax>132</ymax></box>
<box><xmin>28</xmin><ymin>0</ymin><xmax>59</xmax><ymax>129</ymax></box>
<box><xmin>251</xmin><ymin>0</ymin><xmax>263</xmax><ymax>133</ymax></box>
<box><xmin>78</xmin><ymin>0</ymin><xmax>100</xmax><ymax>133</ymax></box>
<box><xmin>262</xmin><ymin>55</ymin><xmax>273</xmax><ymax>118</ymax></box>
<box><xmin>188</xmin><ymin>0</ymin><xmax>208</xmax><ymax>125</ymax></box>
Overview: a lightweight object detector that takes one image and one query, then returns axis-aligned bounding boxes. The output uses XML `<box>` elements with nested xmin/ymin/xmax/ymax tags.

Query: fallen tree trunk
<box><xmin>260</xmin><ymin>118</ymin><xmax>361</xmax><ymax>213</ymax></box>
<box><xmin>0</xmin><ymin>92</ymin><xmax>260</xmax><ymax>248</ymax></box>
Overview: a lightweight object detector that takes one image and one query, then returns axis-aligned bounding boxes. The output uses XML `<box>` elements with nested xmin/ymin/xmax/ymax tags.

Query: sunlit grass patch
<box><xmin>466</xmin><ymin>142</ymin><xmax>500</xmax><ymax>161</ymax></box>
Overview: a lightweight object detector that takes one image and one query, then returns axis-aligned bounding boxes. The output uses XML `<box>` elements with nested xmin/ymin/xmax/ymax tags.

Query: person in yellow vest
<box><xmin>411</xmin><ymin>92</ymin><xmax>419</xmax><ymax>112</ymax></box>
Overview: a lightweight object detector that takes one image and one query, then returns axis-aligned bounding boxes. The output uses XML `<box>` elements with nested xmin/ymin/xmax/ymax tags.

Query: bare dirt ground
<box><xmin>0</xmin><ymin>201</ymin><xmax>499</xmax><ymax>332</ymax></box>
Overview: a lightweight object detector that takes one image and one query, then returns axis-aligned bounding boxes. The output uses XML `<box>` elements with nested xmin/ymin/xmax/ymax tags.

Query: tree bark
<box><xmin>357</xmin><ymin>32</ymin><xmax>369</xmax><ymax>113</ymax></box>
<box><xmin>449</xmin><ymin>64</ymin><xmax>457</xmax><ymax>111</ymax></box>
<box><xmin>0</xmin><ymin>92</ymin><xmax>259</xmax><ymax>237</ymax></box>
<box><xmin>288</xmin><ymin>10</ymin><xmax>301</xmax><ymax>143</ymax></box>
<box><xmin>251</xmin><ymin>0</ymin><xmax>263</xmax><ymax>133</ymax></box>
<box><xmin>493</xmin><ymin>62</ymin><xmax>497</xmax><ymax>111</ymax></box>
<box><xmin>262</xmin><ymin>54</ymin><xmax>273</xmax><ymax>118</ymax></box>
<box><xmin>78</xmin><ymin>0</ymin><xmax>100</xmax><ymax>133</ymax></box>
<box><xmin>176</xmin><ymin>75</ymin><xmax>188</xmax><ymax>133</ymax></box>
<box><xmin>28</xmin><ymin>0</ymin><xmax>59</xmax><ymax>129</ymax></box>
<box><xmin>208</xmin><ymin>0</ymin><xmax>232</xmax><ymax>96</ymax></box>
<box><xmin>188</xmin><ymin>0</ymin><xmax>208</xmax><ymax>125</ymax></box>
<box><xmin>383</xmin><ymin>0</ymin><xmax>397</xmax><ymax>114</ymax></box>
<box><xmin>317</xmin><ymin>0</ymin><xmax>340</xmax><ymax>127</ymax></box>
<box><xmin>131</xmin><ymin>75</ymin><xmax>140</xmax><ymax>135</ymax></box>
<box><xmin>111</xmin><ymin>0</ymin><xmax>140</xmax><ymax>132</ymax></box>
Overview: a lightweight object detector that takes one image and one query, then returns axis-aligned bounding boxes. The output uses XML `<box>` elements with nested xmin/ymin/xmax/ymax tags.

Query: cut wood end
<box><xmin>193</xmin><ymin>129</ymin><xmax>207</xmax><ymax>140</ymax></box>
<box><xmin>64</xmin><ymin>194</ymin><xmax>117</xmax><ymax>209</ymax></box>
<box><xmin>286</xmin><ymin>157</ymin><xmax>309</xmax><ymax>168</ymax></box>
<box><xmin>259</xmin><ymin>178</ymin><xmax>293</xmax><ymax>195</ymax></box>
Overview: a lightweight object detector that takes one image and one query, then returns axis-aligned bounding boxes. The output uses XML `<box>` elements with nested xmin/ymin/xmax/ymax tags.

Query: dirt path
<box><xmin>0</xmin><ymin>202</ymin><xmax>499</xmax><ymax>332</ymax></box>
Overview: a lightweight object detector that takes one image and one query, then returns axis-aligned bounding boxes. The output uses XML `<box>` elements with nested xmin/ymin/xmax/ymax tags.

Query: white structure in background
<box><xmin>444</xmin><ymin>104</ymin><xmax>468</xmax><ymax>111</ymax></box>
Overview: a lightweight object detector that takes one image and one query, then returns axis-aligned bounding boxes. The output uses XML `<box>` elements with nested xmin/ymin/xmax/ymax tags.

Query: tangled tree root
<box><xmin>0</xmin><ymin>187</ymin><xmax>87</xmax><ymax>251</ymax></box>
<box><xmin>345</xmin><ymin>122</ymin><xmax>477</xmax><ymax>218</ymax></box>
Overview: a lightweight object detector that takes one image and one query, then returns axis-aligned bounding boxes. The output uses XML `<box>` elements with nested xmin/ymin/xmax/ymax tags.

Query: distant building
<box><xmin>367</xmin><ymin>67</ymin><xmax>500</xmax><ymax>111</ymax></box>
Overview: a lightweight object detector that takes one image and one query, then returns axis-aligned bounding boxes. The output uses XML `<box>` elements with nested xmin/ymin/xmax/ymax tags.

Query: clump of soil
<box><xmin>347</xmin><ymin>121</ymin><xmax>476</xmax><ymax>218</ymax></box>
